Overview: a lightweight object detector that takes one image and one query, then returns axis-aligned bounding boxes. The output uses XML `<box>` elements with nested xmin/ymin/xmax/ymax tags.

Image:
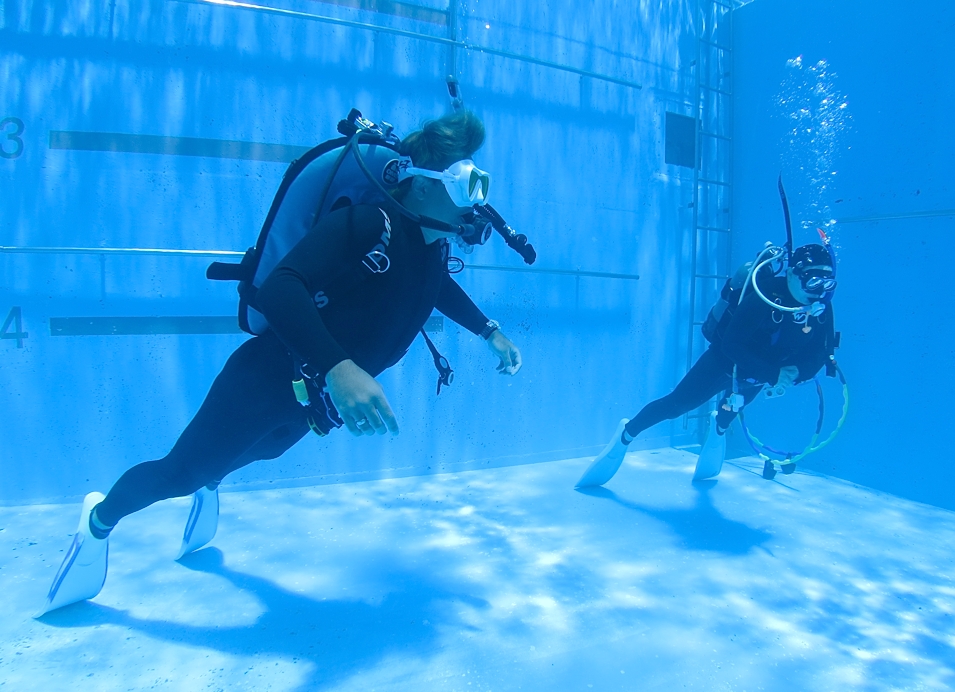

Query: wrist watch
<box><xmin>479</xmin><ymin>319</ymin><xmax>500</xmax><ymax>340</ymax></box>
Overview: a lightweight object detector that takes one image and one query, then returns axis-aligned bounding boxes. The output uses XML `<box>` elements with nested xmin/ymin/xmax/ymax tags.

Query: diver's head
<box><xmin>787</xmin><ymin>243</ymin><xmax>837</xmax><ymax>304</ymax></box>
<box><xmin>395</xmin><ymin>110</ymin><xmax>489</xmax><ymax>242</ymax></box>
<box><xmin>404</xmin><ymin>159</ymin><xmax>491</xmax><ymax>237</ymax></box>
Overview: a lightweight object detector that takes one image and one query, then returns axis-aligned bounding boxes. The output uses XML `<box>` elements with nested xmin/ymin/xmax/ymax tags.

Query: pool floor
<box><xmin>2</xmin><ymin>449</ymin><xmax>953</xmax><ymax>691</ymax></box>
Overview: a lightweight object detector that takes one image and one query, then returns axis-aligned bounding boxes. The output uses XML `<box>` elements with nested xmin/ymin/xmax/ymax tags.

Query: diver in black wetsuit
<box><xmin>576</xmin><ymin>242</ymin><xmax>837</xmax><ymax>488</ymax></box>
<box><xmin>38</xmin><ymin>110</ymin><xmax>523</xmax><ymax>615</ymax></box>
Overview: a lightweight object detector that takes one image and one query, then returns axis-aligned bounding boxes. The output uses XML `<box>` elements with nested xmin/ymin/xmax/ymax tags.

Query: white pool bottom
<box><xmin>2</xmin><ymin>449</ymin><xmax>953</xmax><ymax>691</ymax></box>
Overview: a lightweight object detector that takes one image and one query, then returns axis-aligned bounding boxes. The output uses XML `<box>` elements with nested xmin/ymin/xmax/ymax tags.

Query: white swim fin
<box><xmin>576</xmin><ymin>419</ymin><xmax>630</xmax><ymax>488</ymax></box>
<box><xmin>692</xmin><ymin>411</ymin><xmax>726</xmax><ymax>480</ymax></box>
<box><xmin>36</xmin><ymin>492</ymin><xmax>109</xmax><ymax>617</ymax></box>
<box><xmin>176</xmin><ymin>485</ymin><xmax>219</xmax><ymax>560</ymax></box>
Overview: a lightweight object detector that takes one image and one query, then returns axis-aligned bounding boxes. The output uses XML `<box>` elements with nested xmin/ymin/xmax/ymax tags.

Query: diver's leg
<box><xmin>713</xmin><ymin>382</ymin><xmax>761</xmax><ymax>431</ymax></box>
<box><xmin>94</xmin><ymin>333</ymin><xmax>305</xmax><ymax>530</ymax></box>
<box><xmin>577</xmin><ymin>347</ymin><xmax>733</xmax><ymax>488</ymax></box>
<box><xmin>624</xmin><ymin>347</ymin><xmax>734</xmax><ymax>439</ymax></box>
<box><xmin>40</xmin><ymin>335</ymin><xmax>307</xmax><ymax>612</ymax></box>
<box><xmin>695</xmin><ymin>382</ymin><xmax>762</xmax><ymax>480</ymax></box>
<box><xmin>214</xmin><ymin>420</ymin><xmax>311</xmax><ymax>482</ymax></box>
<box><xmin>175</xmin><ymin>419</ymin><xmax>312</xmax><ymax>560</ymax></box>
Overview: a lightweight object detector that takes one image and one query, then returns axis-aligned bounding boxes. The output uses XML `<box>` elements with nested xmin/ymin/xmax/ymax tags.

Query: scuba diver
<box><xmin>576</xmin><ymin>181</ymin><xmax>839</xmax><ymax>488</ymax></box>
<box><xmin>38</xmin><ymin>106</ymin><xmax>530</xmax><ymax>615</ymax></box>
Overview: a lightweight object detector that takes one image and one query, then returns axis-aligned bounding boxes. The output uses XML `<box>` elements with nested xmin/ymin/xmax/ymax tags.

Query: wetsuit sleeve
<box><xmin>434</xmin><ymin>274</ymin><xmax>489</xmax><ymax>335</ymax></box>
<box><xmin>720</xmin><ymin>292</ymin><xmax>782</xmax><ymax>385</ymax></box>
<box><xmin>256</xmin><ymin>205</ymin><xmax>387</xmax><ymax>377</ymax></box>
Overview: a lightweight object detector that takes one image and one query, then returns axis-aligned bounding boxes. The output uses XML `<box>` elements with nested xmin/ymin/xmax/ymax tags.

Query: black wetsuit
<box><xmin>96</xmin><ymin>205</ymin><xmax>489</xmax><ymax>527</ymax></box>
<box><xmin>624</xmin><ymin>276</ymin><xmax>835</xmax><ymax>438</ymax></box>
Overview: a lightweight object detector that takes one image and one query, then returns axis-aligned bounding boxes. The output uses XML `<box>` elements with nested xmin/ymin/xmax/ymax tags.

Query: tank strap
<box><xmin>205</xmin><ymin>244</ymin><xmax>258</xmax><ymax>282</ymax></box>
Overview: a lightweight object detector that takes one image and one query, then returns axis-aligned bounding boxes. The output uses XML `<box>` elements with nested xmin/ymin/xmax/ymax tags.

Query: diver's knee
<box><xmin>157</xmin><ymin>462</ymin><xmax>217</xmax><ymax>500</ymax></box>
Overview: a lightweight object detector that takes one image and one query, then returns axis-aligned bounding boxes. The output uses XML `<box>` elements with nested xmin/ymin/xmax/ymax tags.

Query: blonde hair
<box><xmin>400</xmin><ymin>109</ymin><xmax>486</xmax><ymax>171</ymax></box>
<box><xmin>391</xmin><ymin>110</ymin><xmax>485</xmax><ymax>201</ymax></box>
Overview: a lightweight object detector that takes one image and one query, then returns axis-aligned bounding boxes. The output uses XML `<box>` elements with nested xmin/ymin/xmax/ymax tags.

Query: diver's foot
<box><xmin>692</xmin><ymin>411</ymin><xmax>726</xmax><ymax>480</ymax></box>
<box><xmin>176</xmin><ymin>484</ymin><xmax>220</xmax><ymax>560</ymax></box>
<box><xmin>575</xmin><ymin>419</ymin><xmax>631</xmax><ymax>488</ymax></box>
<box><xmin>36</xmin><ymin>492</ymin><xmax>109</xmax><ymax>617</ymax></box>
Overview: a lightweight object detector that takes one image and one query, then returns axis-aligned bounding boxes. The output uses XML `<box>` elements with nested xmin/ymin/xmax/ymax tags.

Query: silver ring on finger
<box><xmin>355</xmin><ymin>418</ymin><xmax>370</xmax><ymax>428</ymax></box>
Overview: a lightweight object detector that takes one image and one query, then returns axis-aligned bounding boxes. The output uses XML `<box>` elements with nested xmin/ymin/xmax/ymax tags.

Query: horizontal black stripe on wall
<box><xmin>49</xmin><ymin>315</ymin><xmax>446</xmax><ymax>336</ymax></box>
<box><xmin>49</xmin><ymin>131</ymin><xmax>312</xmax><ymax>162</ymax></box>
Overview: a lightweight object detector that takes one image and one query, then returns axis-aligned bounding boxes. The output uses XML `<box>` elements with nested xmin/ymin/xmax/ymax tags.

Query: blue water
<box><xmin>2</xmin><ymin>0</ymin><xmax>953</xmax><ymax>689</ymax></box>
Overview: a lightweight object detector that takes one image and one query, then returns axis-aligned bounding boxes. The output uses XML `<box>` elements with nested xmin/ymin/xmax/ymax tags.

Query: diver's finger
<box><xmin>509</xmin><ymin>349</ymin><xmax>523</xmax><ymax>375</ymax></box>
<box><xmin>500</xmin><ymin>347</ymin><xmax>514</xmax><ymax>368</ymax></box>
<box><xmin>350</xmin><ymin>412</ymin><xmax>377</xmax><ymax>437</ymax></box>
<box><xmin>343</xmin><ymin>413</ymin><xmax>366</xmax><ymax>437</ymax></box>
<box><xmin>375</xmin><ymin>396</ymin><xmax>400</xmax><ymax>435</ymax></box>
<box><xmin>357</xmin><ymin>404</ymin><xmax>386</xmax><ymax>435</ymax></box>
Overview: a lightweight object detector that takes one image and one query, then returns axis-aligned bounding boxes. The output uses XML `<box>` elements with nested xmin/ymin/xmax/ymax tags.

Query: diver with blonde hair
<box><xmin>39</xmin><ymin>108</ymin><xmax>523</xmax><ymax>615</ymax></box>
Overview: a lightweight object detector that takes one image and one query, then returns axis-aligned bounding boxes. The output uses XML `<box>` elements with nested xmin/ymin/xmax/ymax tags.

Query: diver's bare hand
<box><xmin>325</xmin><ymin>359</ymin><xmax>399</xmax><ymax>436</ymax></box>
<box><xmin>487</xmin><ymin>331</ymin><xmax>522</xmax><ymax>376</ymax></box>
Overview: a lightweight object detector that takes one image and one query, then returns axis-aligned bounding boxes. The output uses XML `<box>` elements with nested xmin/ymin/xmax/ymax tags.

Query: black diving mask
<box><xmin>797</xmin><ymin>269</ymin><xmax>837</xmax><ymax>295</ymax></box>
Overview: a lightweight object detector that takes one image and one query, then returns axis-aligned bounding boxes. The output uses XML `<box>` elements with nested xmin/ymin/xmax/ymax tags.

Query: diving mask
<box><xmin>796</xmin><ymin>268</ymin><xmax>837</xmax><ymax>295</ymax></box>
<box><xmin>400</xmin><ymin>159</ymin><xmax>491</xmax><ymax>208</ymax></box>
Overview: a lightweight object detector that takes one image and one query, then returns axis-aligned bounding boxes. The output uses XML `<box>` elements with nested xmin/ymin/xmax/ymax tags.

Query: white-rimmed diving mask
<box><xmin>398</xmin><ymin>158</ymin><xmax>491</xmax><ymax>208</ymax></box>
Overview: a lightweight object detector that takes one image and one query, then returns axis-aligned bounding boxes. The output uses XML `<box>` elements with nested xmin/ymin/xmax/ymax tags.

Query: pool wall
<box><xmin>1</xmin><ymin>1</ymin><xmax>710</xmax><ymax>503</ymax></box>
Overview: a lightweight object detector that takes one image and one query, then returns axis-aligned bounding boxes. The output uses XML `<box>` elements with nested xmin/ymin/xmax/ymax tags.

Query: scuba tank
<box><xmin>701</xmin><ymin>262</ymin><xmax>752</xmax><ymax>344</ymax></box>
<box><xmin>701</xmin><ymin>250</ymin><xmax>778</xmax><ymax>344</ymax></box>
<box><xmin>206</xmin><ymin>113</ymin><xmax>402</xmax><ymax>335</ymax></box>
